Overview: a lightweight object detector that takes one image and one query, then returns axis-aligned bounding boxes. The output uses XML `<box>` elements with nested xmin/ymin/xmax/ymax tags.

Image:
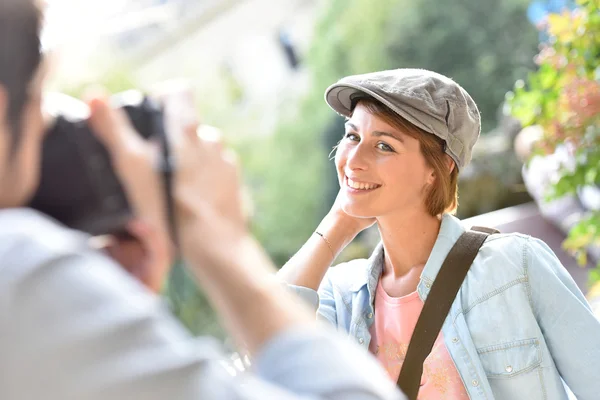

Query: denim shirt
<box><xmin>292</xmin><ymin>214</ymin><xmax>600</xmax><ymax>400</ymax></box>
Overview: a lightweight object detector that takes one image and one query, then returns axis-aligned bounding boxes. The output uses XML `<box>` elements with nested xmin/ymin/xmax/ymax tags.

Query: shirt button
<box><xmin>358</xmin><ymin>338</ymin><xmax>364</xmax><ymax>344</ymax></box>
<box><xmin>472</xmin><ymin>380</ymin><xmax>479</xmax><ymax>387</ymax></box>
<box><xmin>505</xmin><ymin>365</ymin><xmax>513</xmax><ymax>373</ymax></box>
<box><xmin>425</xmin><ymin>282</ymin><xmax>432</xmax><ymax>288</ymax></box>
<box><xmin>367</xmin><ymin>312</ymin><xmax>373</xmax><ymax>319</ymax></box>
<box><xmin>452</xmin><ymin>337</ymin><xmax>459</xmax><ymax>343</ymax></box>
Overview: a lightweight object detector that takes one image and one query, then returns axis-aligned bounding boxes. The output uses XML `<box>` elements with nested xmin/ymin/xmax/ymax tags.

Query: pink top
<box><xmin>368</xmin><ymin>279</ymin><xmax>469</xmax><ymax>399</ymax></box>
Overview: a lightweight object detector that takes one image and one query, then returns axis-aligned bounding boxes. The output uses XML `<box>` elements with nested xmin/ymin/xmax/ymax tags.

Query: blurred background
<box><xmin>41</xmin><ymin>0</ymin><xmax>599</xmax><ymax>337</ymax></box>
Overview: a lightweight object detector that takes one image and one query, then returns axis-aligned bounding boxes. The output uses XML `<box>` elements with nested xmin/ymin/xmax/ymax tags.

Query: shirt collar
<box><xmin>347</xmin><ymin>241</ymin><xmax>384</xmax><ymax>294</ymax></box>
<box><xmin>417</xmin><ymin>213</ymin><xmax>466</xmax><ymax>299</ymax></box>
<box><xmin>350</xmin><ymin>213</ymin><xmax>466</xmax><ymax>302</ymax></box>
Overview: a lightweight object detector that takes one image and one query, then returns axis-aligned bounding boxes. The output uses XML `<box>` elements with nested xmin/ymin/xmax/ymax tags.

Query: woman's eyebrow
<box><xmin>371</xmin><ymin>130</ymin><xmax>404</xmax><ymax>143</ymax></box>
<box><xmin>344</xmin><ymin>122</ymin><xmax>404</xmax><ymax>143</ymax></box>
<box><xmin>344</xmin><ymin>121</ymin><xmax>358</xmax><ymax>131</ymax></box>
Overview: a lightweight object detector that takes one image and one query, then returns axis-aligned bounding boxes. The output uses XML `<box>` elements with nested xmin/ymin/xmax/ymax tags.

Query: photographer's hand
<box><xmin>88</xmin><ymin>88</ymin><xmax>317</xmax><ymax>356</ymax></box>
<box><xmin>149</xmin><ymin>92</ymin><xmax>319</xmax><ymax>355</ymax></box>
<box><xmin>101</xmin><ymin>219</ymin><xmax>169</xmax><ymax>290</ymax></box>
<box><xmin>88</xmin><ymin>96</ymin><xmax>173</xmax><ymax>293</ymax></box>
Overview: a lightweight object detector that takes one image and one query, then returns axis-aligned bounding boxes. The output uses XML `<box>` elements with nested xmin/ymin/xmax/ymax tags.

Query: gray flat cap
<box><xmin>324</xmin><ymin>68</ymin><xmax>481</xmax><ymax>170</ymax></box>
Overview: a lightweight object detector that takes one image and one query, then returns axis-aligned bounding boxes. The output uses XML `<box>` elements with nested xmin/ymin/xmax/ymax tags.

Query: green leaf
<box><xmin>589</xmin><ymin>266</ymin><xmax>600</xmax><ymax>285</ymax></box>
<box><xmin>540</xmin><ymin>64</ymin><xmax>559</xmax><ymax>90</ymax></box>
<box><xmin>511</xmin><ymin>91</ymin><xmax>543</xmax><ymax>126</ymax></box>
<box><xmin>585</xmin><ymin>168</ymin><xmax>598</xmax><ymax>185</ymax></box>
<box><xmin>576</xmin><ymin>250</ymin><xmax>588</xmax><ymax>266</ymax></box>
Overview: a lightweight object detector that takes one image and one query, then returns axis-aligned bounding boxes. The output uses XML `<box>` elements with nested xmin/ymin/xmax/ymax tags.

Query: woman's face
<box><xmin>335</xmin><ymin>103</ymin><xmax>435</xmax><ymax>219</ymax></box>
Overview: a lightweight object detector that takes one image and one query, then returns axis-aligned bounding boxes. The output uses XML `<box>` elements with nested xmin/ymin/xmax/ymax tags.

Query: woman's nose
<box><xmin>345</xmin><ymin>144</ymin><xmax>369</xmax><ymax>171</ymax></box>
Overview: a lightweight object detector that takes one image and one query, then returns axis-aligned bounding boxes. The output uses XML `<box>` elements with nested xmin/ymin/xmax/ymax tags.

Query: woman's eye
<box><xmin>377</xmin><ymin>142</ymin><xmax>395</xmax><ymax>152</ymax></box>
<box><xmin>344</xmin><ymin>132</ymin><xmax>360</xmax><ymax>142</ymax></box>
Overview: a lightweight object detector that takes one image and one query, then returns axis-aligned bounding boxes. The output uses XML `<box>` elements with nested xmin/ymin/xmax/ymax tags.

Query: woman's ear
<box><xmin>446</xmin><ymin>155</ymin><xmax>456</xmax><ymax>173</ymax></box>
<box><xmin>426</xmin><ymin>167</ymin><xmax>436</xmax><ymax>185</ymax></box>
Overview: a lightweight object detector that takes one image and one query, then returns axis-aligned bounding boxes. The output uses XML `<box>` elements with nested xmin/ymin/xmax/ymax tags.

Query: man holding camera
<box><xmin>0</xmin><ymin>1</ymin><xmax>404</xmax><ymax>399</ymax></box>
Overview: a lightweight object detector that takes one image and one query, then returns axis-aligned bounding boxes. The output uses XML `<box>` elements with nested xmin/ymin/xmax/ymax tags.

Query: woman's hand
<box><xmin>331</xmin><ymin>189</ymin><xmax>377</xmax><ymax>232</ymax></box>
<box><xmin>276</xmin><ymin>189</ymin><xmax>376</xmax><ymax>291</ymax></box>
<box><xmin>317</xmin><ymin>190</ymin><xmax>377</xmax><ymax>252</ymax></box>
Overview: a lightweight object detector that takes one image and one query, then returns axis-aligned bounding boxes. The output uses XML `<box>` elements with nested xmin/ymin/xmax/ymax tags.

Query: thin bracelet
<box><xmin>315</xmin><ymin>231</ymin><xmax>335</xmax><ymax>257</ymax></box>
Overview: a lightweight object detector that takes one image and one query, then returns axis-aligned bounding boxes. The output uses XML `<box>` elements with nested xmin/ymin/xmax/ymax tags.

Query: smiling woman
<box><xmin>277</xmin><ymin>68</ymin><xmax>600</xmax><ymax>400</ymax></box>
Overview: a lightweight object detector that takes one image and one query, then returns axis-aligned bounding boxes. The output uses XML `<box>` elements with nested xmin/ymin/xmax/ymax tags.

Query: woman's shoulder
<box><xmin>481</xmin><ymin>231</ymin><xmax>551</xmax><ymax>255</ymax></box>
<box><xmin>481</xmin><ymin>230</ymin><xmax>532</xmax><ymax>249</ymax></box>
<box><xmin>475</xmin><ymin>231</ymin><xmax>561</xmax><ymax>276</ymax></box>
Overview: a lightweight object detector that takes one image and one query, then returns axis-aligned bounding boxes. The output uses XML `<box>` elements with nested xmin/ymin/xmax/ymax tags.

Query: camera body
<box><xmin>28</xmin><ymin>91</ymin><xmax>165</xmax><ymax>236</ymax></box>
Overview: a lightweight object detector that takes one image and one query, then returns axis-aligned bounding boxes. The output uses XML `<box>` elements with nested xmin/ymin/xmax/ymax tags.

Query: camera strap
<box><xmin>154</xmin><ymin>106</ymin><xmax>179</xmax><ymax>250</ymax></box>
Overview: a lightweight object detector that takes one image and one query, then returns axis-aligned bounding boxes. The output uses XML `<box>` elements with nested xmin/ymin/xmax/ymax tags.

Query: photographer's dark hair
<box><xmin>0</xmin><ymin>0</ymin><xmax>42</xmax><ymax>149</ymax></box>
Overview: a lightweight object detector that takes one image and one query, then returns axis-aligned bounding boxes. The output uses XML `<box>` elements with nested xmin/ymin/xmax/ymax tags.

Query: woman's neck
<box><xmin>377</xmin><ymin>210</ymin><xmax>442</xmax><ymax>281</ymax></box>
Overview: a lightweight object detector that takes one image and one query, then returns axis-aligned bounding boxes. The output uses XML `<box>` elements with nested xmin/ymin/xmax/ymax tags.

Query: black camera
<box><xmin>28</xmin><ymin>91</ymin><xmax>168</xmax><ymax>236</ymax></box>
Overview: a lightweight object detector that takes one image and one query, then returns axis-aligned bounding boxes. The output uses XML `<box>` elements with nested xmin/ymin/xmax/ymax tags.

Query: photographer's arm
<box><xmin>87</xmin><ymin>92</ymin><xmax>313</xmax><ymax>353</ymax></box>
<box><xmin>0</xmin><ymin>213</ymin><xmax>401</xmax><ymax>400</ymax></box>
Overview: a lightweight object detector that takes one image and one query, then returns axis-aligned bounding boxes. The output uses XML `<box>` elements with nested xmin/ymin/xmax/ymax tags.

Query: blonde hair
<box><xmin>354</xmin><ymin>98</ymin><xmax>459</xmax><ymax>216</ymax></box>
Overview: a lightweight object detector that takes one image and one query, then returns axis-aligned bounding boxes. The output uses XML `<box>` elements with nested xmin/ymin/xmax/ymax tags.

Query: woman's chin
<box><xmin>341</xmin><ymin>204</ymin><xmax>376</xmax><ymax>219</ymax></box>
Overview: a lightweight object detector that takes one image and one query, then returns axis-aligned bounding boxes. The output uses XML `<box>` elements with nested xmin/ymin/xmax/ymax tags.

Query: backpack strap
<box><xmin>396</xmin><ymin>226</ymin><xmax>499</xmax><ymax>399</ymax></box>
<box><xmin>471</xmin><ymin>226</ymin><xmax>500</xmax><ymax>235</ymax></box>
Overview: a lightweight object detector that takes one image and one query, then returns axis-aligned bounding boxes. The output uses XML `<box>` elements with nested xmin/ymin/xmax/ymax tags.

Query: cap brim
<box><xmin>325</xmin><ymin>82</ymin><xmax>436</xmax><ymax>135</ymax></box>
<box><xmin>324</xmin><ymin>85</ymin><xmax>364</xmax><ymax>117</ymax></box>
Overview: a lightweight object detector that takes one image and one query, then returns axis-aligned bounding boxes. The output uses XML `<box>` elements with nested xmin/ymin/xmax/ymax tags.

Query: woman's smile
<box><xmin>344</xmin><ymin>175</ymin><xmax>382</xmax><ymax>194</ymax></box>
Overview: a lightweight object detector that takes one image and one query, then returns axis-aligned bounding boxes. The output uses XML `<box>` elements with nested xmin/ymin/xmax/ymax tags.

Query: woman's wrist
<box><xmin>315</xmin><ymin>212</ymin><xmax>362</xmax><ymax>257</ymax></box>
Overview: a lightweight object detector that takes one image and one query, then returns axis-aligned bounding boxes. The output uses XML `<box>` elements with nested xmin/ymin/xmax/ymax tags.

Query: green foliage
<box><xmin>546</xmin><ymin>127</ymin><xmax>600</xmax><ymax>201</ymax></box>
<box><xmin>509</xmin><ymin>0</ymin><xmax>600</xmax><ymax>282</ymax></box>
<box><xmin>563</xmin><ymin>213</ymin><xmax>600</xmax><ymax>266</ymax></box>
<box><xmin>383</xmin><ymin>0</ymin><xmax>539</xmax><ymax>132</ymax></box>
<box><xmin>164</xmin><ymin>261</ymin><xmax>225</xmax><ymax>338</ymax></box>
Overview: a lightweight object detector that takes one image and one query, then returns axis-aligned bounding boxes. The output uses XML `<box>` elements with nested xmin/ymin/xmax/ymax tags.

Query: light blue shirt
<box><xmin>293</xmin><ymin>214</ymin><xmax>600</xmax><ymax>400</ymax></box>
<box><xmin>0</xmin><ymin>208</ymin><xmax>404</xmax><ymax>400</ymax></box>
